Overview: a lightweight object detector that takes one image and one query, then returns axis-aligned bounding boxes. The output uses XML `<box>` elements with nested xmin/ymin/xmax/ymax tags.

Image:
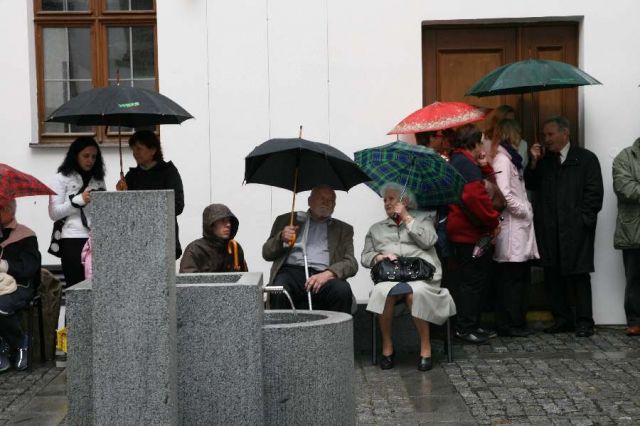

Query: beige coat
<box><xmin>361</xmin><ymin>210</ymin><xmax>456</xmax><ymax>325</ymax></box>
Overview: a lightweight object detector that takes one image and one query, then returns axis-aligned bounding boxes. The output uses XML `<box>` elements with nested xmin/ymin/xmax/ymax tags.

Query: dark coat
<box><xmin>524</xmin><ymin>144</ymin><xmax>603</xmax><ymax>274</ymax></box>
<box><xmin>125</xmin><ymin>160</ymin><xmax>184</xmax><ymax>258</ymax></box>
<box><xmin>0</xmin><ymin>226</ymin><xmax>41</xmax><ymax>315</ymax></box>
<box><xmin>179</xmin><ymin>204</ymin><xmax>248</xmax><ymax>273</ymax></box>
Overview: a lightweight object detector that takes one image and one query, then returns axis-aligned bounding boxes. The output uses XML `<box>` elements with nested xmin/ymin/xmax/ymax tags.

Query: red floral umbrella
<box><xmin>0</xmin><ymin>163</ymin><xmax>55</xmax><ymax>201</ymax></box>
<box><xmin>388</xmin><ymin>101</ymin><xmax>491</xmax><ymax>135</ymax></box>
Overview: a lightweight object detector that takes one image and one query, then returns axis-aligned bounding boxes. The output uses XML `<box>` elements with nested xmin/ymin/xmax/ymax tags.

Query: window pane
<box><xmin>44</xmin><ymin>28</ymin><xmax>91</xmax><ymax>80</ymax></box>
<box><xmin>41</xmin><ymin>0</ymin><xmax>89</xmax><ymax>11</ymax></box>
<box><xmin>44</xmin><ymin>80</ymin><xmax>93</xmax><ymax>133</ymax></box>
<box><xmin>108</xmin><ymin>26</ymin><xmax>156</xmax><ymax>84</ymax></box>
<box><xmin>42</xmin><ymin>27</ymin><xmax>93</xmax><ymax>134</ymax></box>
<box><xmin>106</xmin><ymin>0</ymin><xmax>154</xmax><ymax>11</ymax></box>
<box><xmin>107</xmin><ymin>27</ymin><xmax>132</xmax><ymax>80</ymax></box>
<box><xmin>132</xmin><ymin>27</ymin><xmax>155</xmax><ymax>78</ymax></box>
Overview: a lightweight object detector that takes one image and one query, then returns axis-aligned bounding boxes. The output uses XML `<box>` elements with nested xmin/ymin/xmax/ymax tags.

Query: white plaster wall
<box><xmin>2</xmin><ymin>0</ymin><xmax>638</xmax><ymax>323</ymax></box>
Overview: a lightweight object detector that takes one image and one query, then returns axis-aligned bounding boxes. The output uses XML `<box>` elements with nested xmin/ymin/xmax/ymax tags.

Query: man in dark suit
<box><xmin>262</xmin><ymin>185</ymin><xmax>357</xmax><ymax>313</ymax></box>
<box><xmin>525</xmin><ymin>116</ymin><xmax>604</xmax><ymax>337</ymax></box>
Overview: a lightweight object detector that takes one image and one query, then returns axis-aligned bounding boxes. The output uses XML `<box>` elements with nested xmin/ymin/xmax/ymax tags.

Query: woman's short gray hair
<box><xmin>380</xmin><ymin>182</ymin><xmax>417</xmax><ymax>209</ymax></box>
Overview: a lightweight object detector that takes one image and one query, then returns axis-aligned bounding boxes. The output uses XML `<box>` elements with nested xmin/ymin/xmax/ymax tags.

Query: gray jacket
<box><xmin>613</xmin><ymin>138</ymin><xmax>640</xmax><ymax>249</ymax></box>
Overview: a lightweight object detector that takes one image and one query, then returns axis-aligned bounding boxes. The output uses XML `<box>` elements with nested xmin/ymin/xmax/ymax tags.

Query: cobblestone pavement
<box><xmin>356</xmin><ymin>326</ymin><xmax>640</xmax><ymax>425</ymax></box>
<box><xmin>3</xmin><ymin>328</ymin><xmax>640</xmax><ymax>425</ymax></box>
<box><xmin>0</xmin><ymin>362</ymin><xmax>64</xmax><ymax>425</ymax></box>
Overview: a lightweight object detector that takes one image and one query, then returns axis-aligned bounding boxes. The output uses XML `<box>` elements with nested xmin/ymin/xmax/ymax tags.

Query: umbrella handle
<box><xmin>287</xmin><ymin>167</ymin><xmax>299</xmax><ymax>247</ymax></box>
<box><xmin>116</xmin><ymin>172</ymin><xmax>127</xmax><ymax>191</ymax></box>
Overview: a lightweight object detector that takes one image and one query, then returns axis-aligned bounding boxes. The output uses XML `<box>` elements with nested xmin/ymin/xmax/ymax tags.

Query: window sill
<box><xmin>29</xmin><ymin>143</ymin><xmax>124</xmax><ymax>149</ymax></box>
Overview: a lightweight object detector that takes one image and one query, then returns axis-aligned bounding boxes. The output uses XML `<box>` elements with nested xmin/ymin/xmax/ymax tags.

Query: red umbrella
<box><xmin>388</xmin><ymin>101</ymin><xmax>491</xmax><ymax>135</ymax></box>
<box><xmin>0</xmin><ymin>163</ymin><xmax>56</xmax><ymax>201</ymax></box>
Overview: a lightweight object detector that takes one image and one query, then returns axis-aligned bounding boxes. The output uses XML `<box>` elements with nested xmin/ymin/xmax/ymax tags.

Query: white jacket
<box><xmin>48</xmin><ymin>172</ymin><xmax>106</xmax><ymax>239</ymax></box>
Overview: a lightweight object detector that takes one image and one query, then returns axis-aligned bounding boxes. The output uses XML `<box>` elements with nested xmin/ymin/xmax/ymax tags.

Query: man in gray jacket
<box><xmin>613</xmin><ymin>138</ymin><xmax>640</xmax><ymax>336</ymax></box>
<box><xmin>262</xmin><ymin>185</ymin><xmax>357</xmax><ymax>313</ymax></box>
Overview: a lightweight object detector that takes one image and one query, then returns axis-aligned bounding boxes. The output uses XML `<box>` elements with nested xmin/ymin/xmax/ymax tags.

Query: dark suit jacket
<box><xmin>262</xmin><ymin>212</ymin><xmax>358</xmax><ymax>285</ymax></box>
<box><xmin>524</xmin><ymin>144</ymin><xmax>603</xmax><ymax>274</ymax></box>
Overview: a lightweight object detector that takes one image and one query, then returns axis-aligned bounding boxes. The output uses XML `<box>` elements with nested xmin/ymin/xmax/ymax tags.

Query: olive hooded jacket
<box><xmin>613</xmin><ymin>138</ymin><xmax>640</xmax><ymax>250</ymax></box>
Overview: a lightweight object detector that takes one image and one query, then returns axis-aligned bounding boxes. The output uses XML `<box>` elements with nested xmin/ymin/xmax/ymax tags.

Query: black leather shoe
<box><xmin>418</xmin><ymin>357</ymin><xmax>432</xmax><ymax>371</ymax></box>
<box><xmin>380</xmin><ymin>353</ymin><xmax>395</xmax><ymax>370</ymax></box>
<box><xmin>13</xmin><ymin>347</ymin><xmax>28</xmax><ymax>371</ymax></box>
<box><xmin>543</xmin><ymin>322</ymin><xmax>575</xmax><ymax>334</ymax></box>
<box><xmin>575</xmin><ymin>325</ymin><xmax>594</xmax><ymax>338</ymax></box>
<box><xmin>498</xmin><ymin>327</ymin><xmax>534</xmax><ymax>337</ymax></box>
<box><xmin>475</xmin><ymin>327</ymin><xmax>498</xmax><ymax>339</ymax></box>
<box><xmin>510</xmin><ymin>327</ymin><xmax>535</xmax><ymax>337</ymax></box>
<box><xmin>455</xmin><ymin>330</ymin><xmax>490</xmax><ymax>344</ymax></box>
<box><xmin>0</xmin><ymin>354</ymin><xmax>10</xmax><ymax>373</ymax></box>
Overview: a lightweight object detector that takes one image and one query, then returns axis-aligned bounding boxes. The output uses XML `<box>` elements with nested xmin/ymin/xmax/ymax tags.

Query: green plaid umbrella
<box><xmin>354</xmin><ymin>141</ymin><xmax>465</xmax><ymax>207</ymax></box>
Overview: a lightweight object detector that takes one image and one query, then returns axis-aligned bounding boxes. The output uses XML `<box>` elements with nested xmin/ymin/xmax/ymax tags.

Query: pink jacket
<box><xmin>491</xmin><ymin>145</ymin><xmax>539</xmax><ymax>262</ymax></box>
<box><xmin>81</xmin><ymin>238</ymin><xmax>92</xmax><ymax>280</ymax></box>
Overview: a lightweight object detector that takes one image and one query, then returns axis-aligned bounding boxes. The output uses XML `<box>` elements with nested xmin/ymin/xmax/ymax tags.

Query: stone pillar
<box><xmin>262</xmin><ymin>310</ymin><xmax>355</xmax><ymax>425</ymax></box>
<box><xmin>176</xmin><ymin>272</ymin><xmax>264</xmax><ymax>424</ymax></box>
<box><xmin>91</xmin><ymin>191</ymin><xmax>177</xmax><ymax>424</ymax></box>
<box><xmin>66</xmin><ymin>281</ymin><xmax>93</xmax><ymax>426</ymax></box>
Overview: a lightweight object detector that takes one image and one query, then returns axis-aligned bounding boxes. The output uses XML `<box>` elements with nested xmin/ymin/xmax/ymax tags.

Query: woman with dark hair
<box><xmin>122</xmin><ymin>130</ymin><xmax>184</xmax><ymax>259</ymax></box>
<box><xmin>49</xmin><ymin>136</ymin><xmax>106</xmax><ymax>286</ymax></box>
<box><xmin>447</xmin><ymin>124</ymin><xmax>501</xmax><ymax>344</ymax></box>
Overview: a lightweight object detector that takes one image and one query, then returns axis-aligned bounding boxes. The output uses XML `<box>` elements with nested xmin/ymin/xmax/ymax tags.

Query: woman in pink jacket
<box><xmin>490</xmin><ymin>119</ymin><xmax>539</xmax><ymax>337</ymax></box>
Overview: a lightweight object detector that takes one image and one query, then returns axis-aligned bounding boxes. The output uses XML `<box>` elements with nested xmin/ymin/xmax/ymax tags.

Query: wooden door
<box><xmin>422</xmin><ymin>23</ymin><xmax>579</xmax><ymax>144</ymax></box>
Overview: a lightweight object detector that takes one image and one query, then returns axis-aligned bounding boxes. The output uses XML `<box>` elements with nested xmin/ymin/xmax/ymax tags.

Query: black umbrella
<box><xmin>244</xmin><ymin>132</ymin><xmax>370</xmax><ymax>310</ymax></box>
<box><xmin>245</xmin><ymin>137</ymin><xmax>371</xmax><ymax>193</ymax></box>
<box><xmin>47</xmin><ymin>85</ymin><xmax>193</xmax><ymax>186</ymax></box>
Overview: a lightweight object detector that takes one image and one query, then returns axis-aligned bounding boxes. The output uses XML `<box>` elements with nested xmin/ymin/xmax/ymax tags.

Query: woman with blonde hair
<box><xmin>482</xmin><ymin>105</ymin><xmax>529</xmax><ymax>167</ymax></box>
<box><xmin>490</xmin><ymin>118</ymin><xmax>539</xmax><ymax>336</ymax></box>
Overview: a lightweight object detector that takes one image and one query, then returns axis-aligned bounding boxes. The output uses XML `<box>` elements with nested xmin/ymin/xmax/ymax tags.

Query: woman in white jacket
<box><xmin>49</xmin><ymin>137</ymin><xmax>106</xmax><ymax>286</ymax></box>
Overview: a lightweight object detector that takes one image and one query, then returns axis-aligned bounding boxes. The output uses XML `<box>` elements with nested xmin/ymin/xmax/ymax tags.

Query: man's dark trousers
<box><xmin>544</xmin><ymin>266</ymin><xmax>593</xmax><ymax>327</ymax></box>
<box><xmin>623</xmin><ymin>248</ymin><xmax>640</xmax><ymax>327</ymax></box>
<box><xmin>271</xmin><ymin>265</ymin><xmax>352</xmax><ymax>314</ymax></box>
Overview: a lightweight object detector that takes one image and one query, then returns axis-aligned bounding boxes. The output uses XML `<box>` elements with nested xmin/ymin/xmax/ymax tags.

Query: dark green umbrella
<box><xmin>466</xmin><ymin>59</ymin><xmax>601</xmax><ymax>97</ymax></box>
<box><xmin>354</xmin><ymin>141</ymin><xmax>465</xmax><ymax>208</ymax></box>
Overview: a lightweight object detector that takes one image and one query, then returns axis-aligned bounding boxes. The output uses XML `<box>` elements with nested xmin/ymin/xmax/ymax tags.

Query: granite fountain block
<box><xmin>65</xmin><ymin>280</ymin><xmax>93</xmax><ymax>426</ymax></box>
<box><xmin>175</xmin><ymin>272</ymin><xmax>264</xmax><ymax>425</ymax></box>
<box><xmin>262</xmin><ymin>310</ymin><xmax>355</xmax><ymax>425</ymax></box>
<box><xmin>90</xmin><ymin>191</ymin><xmax>178</xmax><ymax>424</ymax></box>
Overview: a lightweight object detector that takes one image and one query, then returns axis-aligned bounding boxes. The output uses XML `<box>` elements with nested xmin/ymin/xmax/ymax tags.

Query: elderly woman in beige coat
<box><xmin>362</xmin><ymin>183</ymin><xmax>456</xmax><ymax>371</ymax></box>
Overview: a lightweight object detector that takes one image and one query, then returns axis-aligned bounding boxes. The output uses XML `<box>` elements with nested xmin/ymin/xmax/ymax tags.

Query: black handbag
<box><xmin>370</xmin><ymin>257</ymin><xmax>436</xmax><ymax>284</ymax></box>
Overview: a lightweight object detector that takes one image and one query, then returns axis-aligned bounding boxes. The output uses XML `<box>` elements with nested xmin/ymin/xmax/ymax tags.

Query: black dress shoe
<box><xmin>455</xmin><ymin>330</ymin><xmax>490</xmax><ymax>344</ymax></box>
<box><xmin>509</xmin><ymin>327</ymin><xmax>534</xmax><ymax>337</ymax></box>
<box><xmin>543</xmin><ymin>322</ymin><xmax>575</xmax><ymax>334</ymax></box>
<box><xmin>380</xmin><ymin>353</ymin><xmax>395</xmax><ymax>370</ymax></box>
<box><xmin>575</xmin><ymin>325</ymin><xmax>594</xmax><ymax>338</ymax></box>
<box><xmin>418</xmin><ymin>357</ymin><xmax>432</xmax><ymax>371</ymax></box>
<box><xmin>475</xmin><ymin>327</ymin><xmax>498</xmax><ymax>339</ymax></box>
<box><xmin>498</xmin><ymin>327</ymin><xmax>534</xmax><ymax>337</ymax></box>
